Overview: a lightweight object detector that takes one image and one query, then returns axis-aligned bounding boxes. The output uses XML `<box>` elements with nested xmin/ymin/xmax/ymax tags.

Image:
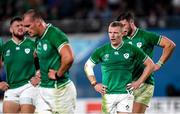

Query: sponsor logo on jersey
<box><xmin>137</xmin><ymin>42</ymin><xmax>142</xmax><ymax>48</ymax></box>
<box><xmin>128</xmin><ymin>41</ymin><xmax>132</xmax><ymax>45</ymax></box>
<box><xmin>43</xmin><ymin>44</ymin><xmax>47</xmax><ymax>51</ymax></box>
<box><xmin>16</xmin><ymin>47</ymin><xmax>20</xmax><ymax>50</ymax></box>
<box><xmin>103</xmin><ymin>54</ymin><xmax>109</xmax><ymax>61</ymax></box>
<box><xmin>123</xmin><ymin>53</ymin><xmax>129</xmax><ymax>59</ymax></box>
<box><xmin>25</xmin><ymin>48</ymin><xmax>30</xmax><ymax>54</ymax></box>
<box><xmin>114</xmin><ymin>51</ymin><xmax>119</xmax><ymax>55</ymax></box>
<box><xmin>5</xmin><ymin>50</ymin><xmax>10</xmax><ymax>56</ymax></box>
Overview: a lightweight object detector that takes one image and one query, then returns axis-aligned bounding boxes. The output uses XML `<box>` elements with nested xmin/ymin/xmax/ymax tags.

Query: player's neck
<box><xmin>12</xmin><ymin>36</ymin><xmax>24</xmax><ymax>44</ymax></box>
<box><xmin>39</xmin><ymin>22</ymin><xmax>48</xmax><ymax>38</ymax></box>
<box><xmin>111</xmin><ymin>41</ymin><xmax>123</xmax><ymax>49</ymax></box>
<box><xmin>129</xmin><ymin>25</ymin><xmax>137</xmax><ymax>37</ymax></box>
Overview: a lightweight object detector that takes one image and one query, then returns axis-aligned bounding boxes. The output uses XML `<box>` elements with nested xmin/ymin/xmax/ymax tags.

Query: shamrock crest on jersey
<box><xmin>24</xmin><ymin>48</ymin><xmax>30</xmax><ymax>54</ymax></box>
<box><xmin>43</xmin><ymin>44</ymin><xmax>47</xmax><ymax>51</ymax></box>
<box><xmin>103</xmin><ymin>54</ymin><xmax>109</xmax><ymax>61</ymax></box>
<box><xmin>123</xmin><ymin>53</ymin><xmax>129</xmax><ymax>59</ymax></box>
<box><xmin>5</xmin><ymin>50</ymin><xmax>10</xmax><ymax>56</ymax></box>
<box><xmin>137</xmin><ymin>42</ymin><xmax>142</xmax><ymax>48</ymax></box>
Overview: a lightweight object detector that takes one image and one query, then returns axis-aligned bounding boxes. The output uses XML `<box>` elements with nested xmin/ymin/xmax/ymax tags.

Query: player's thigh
<box><xmin>20</xmin><ymin>104</ymin><xmax>35</xmax><ymax>113</ymax></box>
<box><xmin>36</xmin><ymin>81</ymin><xmax>77</xmax><ymax>114</ymax></box>
<box><xmin>20</xmin><ymin>83</ymin><xmax>38</xmax><ymax>106</ymax></box>
<box><xmin>3</xmin><ymin>88</ymin><xmax>20</xmax><ymax>113</ymax></box>
<box><xmin>3</xmin><ymin>101</ymin><xmax>20</xmax><ymax>113</ymax></box>
<box><xmin>35</xmin><ymin>90</ymin><xmax>52</xmax><ymax>113</ymax></box>
<box><xmin>133</xmin><ymin>83</ymin><xmax>154</xmax><ymax>106</ymax></box>
<box><xmin>102</xmin><ymin>94</ymin><xmax>117</xmax><ymax>113</ymax></box>
<box><xmin>116</xmin><ymin>94</ymin><xmax>134</xmax><ymax>113</ymax></box>
<box><xmin>3</xmin><ymin>88</ymin><xmax>20</xmax><ymax>103</ymax></box>
<box><xmin>133</xmin><ymin>102</ymin><xmax>147</xmax><ymax>113</ymax></box>
<box><xmin>54</xmin><ymin>81</ymin><xmax>77</xmax><ymax>113</ymax></box>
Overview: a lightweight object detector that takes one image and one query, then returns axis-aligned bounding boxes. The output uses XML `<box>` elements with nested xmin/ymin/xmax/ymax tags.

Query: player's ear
<box><xmin>9</xmin><ymin>26</ymin><xmax>13</xmax><ymax>33</ymax></box>
<box><xmin>35</xmin><ymin>19</ymin><xmax>41</xmax><ymax>27</ymax></box>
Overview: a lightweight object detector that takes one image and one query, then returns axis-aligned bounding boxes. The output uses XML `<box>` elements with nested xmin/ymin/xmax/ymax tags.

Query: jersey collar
<box><xmin>40</xmin><ymin>23</ymin><xmax>51</xmax><ymax>39</ymax></box>
<box><xmin>11</xmin><ymin>37</ymin><xmax>26</xmax><ymax>45</ymax></box>
<box><xmin>127</xmin><ymin>28</ymin><xmax>139</xmax><ymax>40</ymax></box>
<box><xmin>111</xmin><ymin>41</ymin><xmax>124</xmax><ymax>50</ymax></box>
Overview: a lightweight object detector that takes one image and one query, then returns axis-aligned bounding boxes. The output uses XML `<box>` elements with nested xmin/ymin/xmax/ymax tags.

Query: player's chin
<box><xmin>29</xmin><ymin>33</ymin><xmax>35</xmax><ymax>37</ymax></box>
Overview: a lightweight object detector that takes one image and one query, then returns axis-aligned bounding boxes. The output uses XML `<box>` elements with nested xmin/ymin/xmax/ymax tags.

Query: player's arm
<box><xmin>30</xmin><ymin>51</ymin><xmax>41</xmax><ymax>86</ymax></box>
<box><xmin>84</xmin><ymin>59</ymin><xmax>106</xmax><ymax>95</ymax></box>
<box><xmin>127</xmin><ymin>57</ymin><xmax>154</xmax><ymax>90</ymax></box>
<box><xmin>0</xmin><ymin>56</ymin><xmax>3</xmax><ymax>69</ymax></box>
<box><xmin>84</xmin><ymin>59</ymin><xmax>97</xmax><ymax>85</ymax></box>
<box><xmin>0</xmin><ymin>82</ymin><xmax>9</xmax><ymax>91</ymax></box>
<box><xmin>34</xmin><ymin>51</ymin><xmax>40</xmax><ymax>71</ymax></box>
<box><xmin>48</xmin><ymin>44</ymin><xmax>74</xmax><ymax>79</ymax></box>
<box><xmin>57</xmin><ymin>44</ymin><xmax>74</xmax><ymax>77</ymax></box>
<box><xmin>154</xmin><ymin>36</ymin><xmax>176</xmax><ymax>71</ymax></box>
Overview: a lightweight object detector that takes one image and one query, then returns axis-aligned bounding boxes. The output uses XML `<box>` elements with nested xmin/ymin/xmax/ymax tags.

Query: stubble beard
<box><xmin>13</xmin><ymin>32</ymin><xmax>24</xmax><ymax>40</ymax></box>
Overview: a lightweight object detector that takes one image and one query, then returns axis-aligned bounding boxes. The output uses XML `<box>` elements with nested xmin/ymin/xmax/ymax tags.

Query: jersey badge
<box><xmin>43</xmin><ymin>44</ymin><xmax>47</xmax><ymax>51</ymax></box>
<box><xmin>123</xmin><ymin>53</ymin><xmax>129</xmax><ymax>59</ymax></box>
<box><xmin>5</xmin><ymin>50</ymin><xmax>10</xmax><ymax>56</ymax></box>
<box><xmin>103</xmin><ymin>54</ymin><xmax>109</xmax><ymax>61</ymax></box>
<box><xmin>137</xmin><ymin>42</ymin><xmax>142</xmax><ymax>48</ymax></box>
<box><xmin>25</xmin><ymin>48</ymin><xmax>30</xmax><ymax>54</ymax></box>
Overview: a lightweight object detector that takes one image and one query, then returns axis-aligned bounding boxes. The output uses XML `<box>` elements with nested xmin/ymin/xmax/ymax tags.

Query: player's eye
<box><xmin>24</xmin><ymin>25</ymin><xmax>30</xmax><ymax>28</ymax></box>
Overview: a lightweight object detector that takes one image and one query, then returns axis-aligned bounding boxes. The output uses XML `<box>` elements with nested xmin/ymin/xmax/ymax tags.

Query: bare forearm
<box><xmin>159</xmin><ymin>44</ymin><xmax>176</xmax><ymax>64</ymax></box>
<box><xmin>87</xmin><ymin>75</ymin><xmax>97</xmax><ymax>85</ymax></box>
<box><xmin>137</xmin><ymin>58</ymin><xmax>154</xmax><ymax>84</ymax></box>
<box><xmin>138</xmin><ymin>65</ymin><xmax>154</xmax><ymax>84</ymax></box>
<box><xmin>57</xmin><ymin>57</ymin><xmax>73</xmax><ymax>77</ymax></box>
<box><xmin>159</xmin><ymin>37</ymin><xmax>176</xmax><ymax>64</ymax></box>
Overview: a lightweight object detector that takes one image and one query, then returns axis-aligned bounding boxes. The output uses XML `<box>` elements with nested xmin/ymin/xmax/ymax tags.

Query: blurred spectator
<box><xmin>166</xmin><ymin>84</ymin><xmax>180</xmax><ymax>96</ymax></box>
<box><xmin>0</xmin><ymin>0</ymin><xmax>180</xmax><ymax>34</ymax></box>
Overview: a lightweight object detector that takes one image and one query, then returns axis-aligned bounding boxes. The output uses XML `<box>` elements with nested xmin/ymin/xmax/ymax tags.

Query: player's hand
<box><xmin>35</xmin><ymin>70</ymin><xmax>41</xmax><ymax>78</ymax></box>
<box><xmin>94</xmin><ymin>83</ymin><xmax>107</xmax><ymax>95</ymax></box>
<box><xmin>30</xmin><ymin>75</ymin><xmax>41</xmax><ymax>87</ymax></box>
<box><xmin>0</xmin><ymin>82</ymin><xmax>9</xmax><ymax>91</ymax></box>
<box><xmin>127</xmin><ymin>81</ymin><xmax>143</xmax><ymax>90</ymax></box>
<box><xmin>154</xmin><ymin>63</ymin><xmax>161</xmax><ymax>71</ymax></box>
<box><xmin>48</xmin><ymin>69</ymin><xmax>57</xmax><ymax>80</ymax></box>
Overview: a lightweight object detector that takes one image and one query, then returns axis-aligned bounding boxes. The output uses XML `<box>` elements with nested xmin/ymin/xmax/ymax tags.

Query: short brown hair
<box><xmin>116</xmin><ymin>11</ymin><xmax>134</xmax><ymax>22</ymax></box>
<box><xmin>10</xmin><ymin>16</ymin><xmax>22</xmax><ymax>26</ymax></box>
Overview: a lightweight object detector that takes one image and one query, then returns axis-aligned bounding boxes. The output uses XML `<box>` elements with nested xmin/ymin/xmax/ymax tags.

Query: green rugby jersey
<box><xmin>36</xmin><ymin>24</ymin><xmax>70</xmax><ymax>88</ymax></box>
<box><xmin>2</xmin><ymin>38</ymin><xmax>36</xmax><ymax>89</ymax></box>
<box><xmin>90</xmin><ymin>42</ymin><xmax>147</xmax><ymax>94</ymax></box>
<box><xmin>123</xmin><ymin>28</ymin><xmax>161</xmax><ymax>85</ymax></box>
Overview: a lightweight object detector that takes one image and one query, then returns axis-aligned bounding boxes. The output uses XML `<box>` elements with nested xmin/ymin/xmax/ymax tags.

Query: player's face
<box><xmin>23</xmin><ymin>16</ymin><xmax>39</xmax><ymax>37</ymax></box>
<box><xmin>10</xmin><ymin>21</ymin><xmax>25</xmax><ymax>38</ymax></box>
<box><xmin>119</xmin><ymin>19</ymin><xmax>133</xmax><ymax>36</ymax></box>
<box><xmin>108</xmin><ymin>26</ymin><xmax>123</xmax><ymax>47</ymax></box>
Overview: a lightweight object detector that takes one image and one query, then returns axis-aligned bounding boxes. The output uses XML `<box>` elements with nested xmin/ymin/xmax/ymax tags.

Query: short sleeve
<box><xmin>48</xmin><ymin>27</ymin><xmax>69</xmax><ymax>51</ymax></box>
<box><xmin>145</xmin><ymin>31</ymin><xmax>162</xmax><ymax>46</ymax></box>
<box><xmin>132</xmin><ymin>45</ymin><xmax>148</xmax><ymax>64</ymax></box>
<box><xmin>90</xmin><ymin>48</ymin><xmax>102</xmax><ymax>64</ymax></box>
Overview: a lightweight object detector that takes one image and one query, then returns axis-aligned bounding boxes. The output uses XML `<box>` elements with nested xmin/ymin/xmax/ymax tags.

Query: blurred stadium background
<box><xmin>0</xmin><ymin>0</ymin><xmax>180</xmax><ymax>113</ymax></box>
